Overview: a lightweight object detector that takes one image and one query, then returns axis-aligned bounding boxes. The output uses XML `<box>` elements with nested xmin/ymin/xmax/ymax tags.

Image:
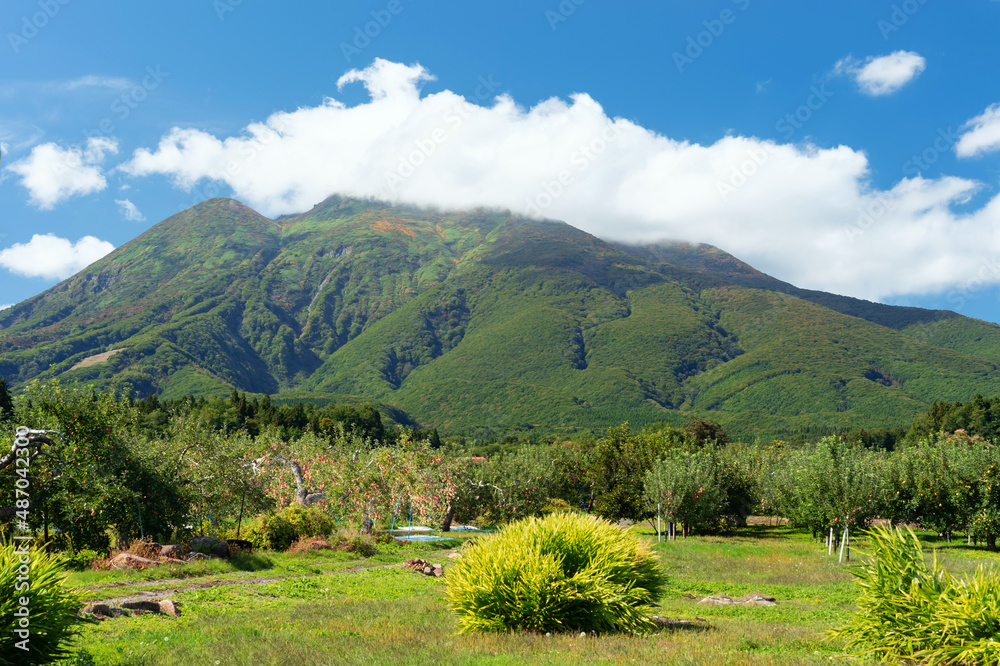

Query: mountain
<box><xmin>3</xmin><ymin>195</ymin><xmax>1000</xmax><ymax>440</ymax></box>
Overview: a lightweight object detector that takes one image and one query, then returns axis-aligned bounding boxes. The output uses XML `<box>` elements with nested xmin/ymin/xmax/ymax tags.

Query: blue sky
<box><xmin>2</xmin><ymin>0</ymin><xmax>1000</xmax><ymax>324</ymax></box>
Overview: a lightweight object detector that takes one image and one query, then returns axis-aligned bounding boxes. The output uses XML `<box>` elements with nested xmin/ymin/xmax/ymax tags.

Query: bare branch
<box><xmin>0</xmin><ymin>430</ymin><xmax>65</xmax><ymax>473</ymax></box>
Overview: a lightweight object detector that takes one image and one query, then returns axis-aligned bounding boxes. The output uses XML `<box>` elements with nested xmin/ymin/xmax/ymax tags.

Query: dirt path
<box><xmin>80</xmin><ymin>554</ymin><xmax>434</xmax><ymax>606</ymax></box>
<box><xmin>82</xmin><ymin>560</ymin><xmax>352</xmax><ymax>592</ymax></box>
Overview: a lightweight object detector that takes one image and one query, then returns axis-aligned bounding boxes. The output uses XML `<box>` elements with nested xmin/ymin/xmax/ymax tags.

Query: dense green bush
<box><xmin>242</xmin><ymin>504</ymin><xmax>336</xmax><ymax>551</ymax></box>
<box><xmin>445</xmin><ymin>512</ymin><xmax>664</xmax><ymax>634</ymax></box>
<box><xmin>1</xmin><ymin>543</ymin><xmax>81</xmax><ymax>665</ymax></box>
<box><xmin>61</xmin><ymin>550</ymin><xmax>103</xmax><ymax>572</ymax></box>
<box><xmin>831</xmin><ymin>525</ymin><xmax>1000</xmax><ymax>664</ymax></box>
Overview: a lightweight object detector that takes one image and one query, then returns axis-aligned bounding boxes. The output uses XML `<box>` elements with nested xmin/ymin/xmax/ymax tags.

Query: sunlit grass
<box><xmin>64</xmin><ymin>523</ymin><xmax>1000</xmax><ymax>665</ymax></box>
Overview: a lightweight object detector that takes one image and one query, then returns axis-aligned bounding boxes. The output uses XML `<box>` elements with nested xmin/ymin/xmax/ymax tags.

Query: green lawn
<box><xmin>62</xmin><ymin>525</ymin><xmax>1000</xmax><ymax>665</ymax></box>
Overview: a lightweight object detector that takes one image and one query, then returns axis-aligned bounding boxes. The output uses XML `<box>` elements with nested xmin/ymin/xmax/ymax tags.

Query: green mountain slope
<box><xmin>623</xmin><ymin>241</ymin><xmax>957</xmax><ymax>330</ymax></box>
<box><xmin>2</xmin><ymin>195</ymin><xmax>999</xmax><ymax>440</ymax></box>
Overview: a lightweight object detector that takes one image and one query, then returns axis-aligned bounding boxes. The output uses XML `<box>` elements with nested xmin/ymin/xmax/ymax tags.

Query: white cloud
<box><xmin>956</xmin><ymin>103</ymin><xmax>1000</xmax><ymax>158</ymax></box>
<box><xmin>6</xmin><ymin>137</ymin><xmax>118</xmax><ymax>209</ymax></box>
<box><xmin>0</xmin><ymin>304</ymin><xmax>12</xmax><ymax>311</ymax></box>
<box><xmin>0</xmin><ymin>234</ymin><xmax>115</xmax><ymax>280</ymax></box>
<box><xmin>58</xmin><ymin>75</ymin><xmax>133</xmax><ymax>91</ymax></box>
<box><xmin>121</xmin><ymin>58</ymin><xmax>1000</xmax><ymax>301</ymax></box>
<box><xmin>115</xmin><ymin>198</ymin><xmax>146</xmax><ymax>222</ymax></box>
<box><xmin>835</xmin><ymin>51</ymin><xmax>926</xmax><ymax>96</ymax></box>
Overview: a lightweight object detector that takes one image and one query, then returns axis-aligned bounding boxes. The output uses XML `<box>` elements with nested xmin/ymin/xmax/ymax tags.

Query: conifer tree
<box><xmin>0</xmin><ymin>378</ymin><xmax>14</xmax><ymax>422</ymax></box>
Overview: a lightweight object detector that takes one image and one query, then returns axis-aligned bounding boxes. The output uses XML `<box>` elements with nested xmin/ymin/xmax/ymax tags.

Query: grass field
<box><xmin>63</xmin><ymin>524</ymin><xmax>1000</xmax><ymax>665</ymax></box>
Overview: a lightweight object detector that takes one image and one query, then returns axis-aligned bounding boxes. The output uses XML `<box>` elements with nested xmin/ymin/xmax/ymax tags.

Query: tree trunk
<box><xmin>441</xmin><ymin>504</ymin><xmax>455</xmax><ymax>532</ymax></box>
<box><xmin>361</xmin><ymin>499</ymin><xmax>376</xmax><ymax>534</ymax></box>
<box><xmin>988</xmin><ymin>533</ymin><xmax>996</xmax><ymax>552</ymax></box>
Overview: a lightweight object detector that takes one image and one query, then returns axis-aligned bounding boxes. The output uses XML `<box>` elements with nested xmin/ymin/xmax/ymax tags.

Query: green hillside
<box><xmin>2</xmin><ymin>195</ymin><xmax>999</xmax><ymax>440</ymax></box>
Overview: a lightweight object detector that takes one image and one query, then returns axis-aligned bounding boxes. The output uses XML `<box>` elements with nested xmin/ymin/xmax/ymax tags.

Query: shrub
<box><xmin>830</xmin><ymin>524</ymin><xmax>1000</xmax><ymax>665</ymax></box>
<box><xmin>62</xmin><ymin>549</ymin><xmax>103</xmax><ymax>572</ymax></box>
<box><xmin>118</xmin><ymin>537</ymin><xmax>162</xmax><ymax>560</ymax></box>
<box><xmin>540</xmin><ymin>498</ymin><xmax>577</xmax><ymax>515</ymax></box>
<box><xmin>1</xmin><ymin>543</ymin><xmax>81</xmax><ymax>665</ymax></box>
<box><xmin>287</xmin><ymin>536</ymin><xmax>334</xmax><ymax>554</ymax></box>
<box><xmin>243</xmin><ymin>504</ymin><xmax>336</xmax><ymax>551</ymax></box>
<box><xmin>288</xmin><ymin>530</ymin><xmax>379</xmax><ymax>557</ymax></box>
<box><xmin>445</xmin><ymin>512</ymin><xmax>664</xmax><ymax>634</ymax></box>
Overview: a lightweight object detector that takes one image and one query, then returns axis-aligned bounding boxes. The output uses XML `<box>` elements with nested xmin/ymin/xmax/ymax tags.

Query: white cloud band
<box><xmin>120</xmin><ymin>59</ymin><xmax>1000</xmax><ymax>301</ymax></box>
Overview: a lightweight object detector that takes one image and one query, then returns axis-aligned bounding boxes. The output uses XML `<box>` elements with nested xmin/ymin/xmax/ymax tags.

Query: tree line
<box><xmin>4</xmin><ymin>378</ymin><xmax>1000</xmax><ymax>553</ymax></box>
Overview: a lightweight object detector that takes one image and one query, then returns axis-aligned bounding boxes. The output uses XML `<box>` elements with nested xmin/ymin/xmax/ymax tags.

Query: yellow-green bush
<box><xmin>445</xmin><ymin>512</ymin><xmax>664</xmax><ymax>634</ymax></box>
<box><xmin>242</xmin><ymin>504</ymin><xmax>336</xmax><ymax>551</ymax></box>
<box><xmin>1</xmin><ymin>543</ymin><xmax>81</xmax><ymax>665</ymax></box>
<box><xmin>830</xmin><ymin>525</ymin><xmax>1000</xmax><ymax>665</ymax></box>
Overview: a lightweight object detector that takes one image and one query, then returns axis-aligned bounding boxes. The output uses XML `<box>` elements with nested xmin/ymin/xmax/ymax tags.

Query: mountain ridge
<box><xmin>1</xmin><ymin>195</ymin><xmax>997</xmax><ymax>440</ymax></box>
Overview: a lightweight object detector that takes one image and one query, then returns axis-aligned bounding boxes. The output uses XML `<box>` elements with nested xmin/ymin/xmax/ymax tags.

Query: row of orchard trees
<box><xmin>765</xmin><ymin>431</ymin><xmax>1000</xmax><ymax>548</ymax></box>
<box><xmin>589</xmin><ymin>424</ymin><xmax>1000</xmax><ymax>549</ymax></box>
<box><xmin>0</xmin><ymin>380</ymin><xmax>279</xmax><ymax>551</ymax></box>
<box><xmin>0</xmin><ymin>379</ymin><xmax>593</xmax><ymax>550</ymax></box>
<box><xmin>253</xmin><ymin>427</ymin><xmax>590</xmax><ymax>532</ymax></box>
<box><xmin>7</xmin><ymin>378</ymin><xmax>1000</xmax><ymax>551</ymax></box>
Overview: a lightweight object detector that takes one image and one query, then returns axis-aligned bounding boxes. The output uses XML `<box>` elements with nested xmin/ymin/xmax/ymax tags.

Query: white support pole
<box><xmin>657</xmin><ymin>504</ymin><xmax>661</xmax><ymax>543</ymax></box>
<box><xmin>839</xmin><ymin>524</ymin><xmax>848</xmax><ymax>563</ymax></box>
<box><xmin>828</xmin><ymin>527</ymin><xmax>833</xmax><ymax>556</ymax></box>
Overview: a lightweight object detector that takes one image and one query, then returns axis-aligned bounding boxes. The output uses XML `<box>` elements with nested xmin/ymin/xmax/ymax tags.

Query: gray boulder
<box><xmin>188</xmin><ymin>536</ymin><xmax>230</xmax><ymax>558</ymax></box>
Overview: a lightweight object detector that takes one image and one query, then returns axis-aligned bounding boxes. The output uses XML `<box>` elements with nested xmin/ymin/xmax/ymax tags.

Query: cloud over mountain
<box><xmin>120</xmin><ymin>59</ymin><xmax>1000</xmax><ymax>302</ymax></box>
